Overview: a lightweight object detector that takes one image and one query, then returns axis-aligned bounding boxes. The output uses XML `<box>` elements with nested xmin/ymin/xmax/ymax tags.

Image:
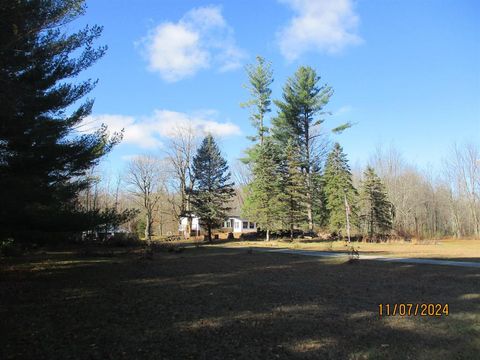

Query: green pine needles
<box><xmin>0</xmin><ymin>0</ymin><xmax>126</xmax><ymax>239</ymax></box>
<box><xmin>323</xmin><ymin>143</ymin><xmax>358</xmax><ymax>235</ymax></box>
<box><xmin>242</xmin><ymin>138</ymin><xmax>283</xmax><ymax>241</ymax></box>
<box><xmin>241</xmin><ymin>56</ymin><xmax>273</xmax><ymax>145</ymax></box>
<box><xmin>359</xmin><ymin>167</ymin><xmax>394</xmax><ymax>240</ymax></box>
<box><xmin>241</xmin><ymin>59</ymin><xmax>356</xmax><ymax>240</ymax></box>
<box><xmin>279</xmin><ymin>141</ymin><xmax>308</xmax><ymax>240</ymax></box>
<box><xmin>191</xmin><ymin>135</ymin><xmax>235</xmax><ymax>242</ymax></box>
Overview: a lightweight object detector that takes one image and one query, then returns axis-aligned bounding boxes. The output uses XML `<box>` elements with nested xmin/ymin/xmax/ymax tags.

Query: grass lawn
<box><xmin>220</xmin><ymin>238</ymin><xmax>480</xmax><ymax>262</ymax></box>
<box><xmin>1</xmin><ymin>246</ymin><xmax>479</xmax><ymax>359</ymax></box>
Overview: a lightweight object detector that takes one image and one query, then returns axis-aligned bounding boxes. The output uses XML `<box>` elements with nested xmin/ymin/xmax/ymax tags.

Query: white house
<box><xmin>178</xmin><ymin>215</ymin><xmax>257</xmax><ymax>236</ymax></box>
<box><xmin>222</xmin><ymin>216</ymin><xmax>257</xmax><ymax>233</ymax></box>
<box><xmin>178</xmin><ymin>216</ymin><xmax>201</xmax><ymax>236</ymax></box>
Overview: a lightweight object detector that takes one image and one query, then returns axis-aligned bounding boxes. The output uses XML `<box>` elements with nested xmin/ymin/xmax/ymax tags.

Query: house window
<box><xmin>235</xmin><ymin>221</ymin><xmax>239</xmax><ymax>229</ymax></box>
<box><xmin>249</xmin><ymin>222</ymin><xmax>255</xmax><ymax>229</ymax></box>
<box><xmin>243</xmin><ymin>221</ymin><xmax>248</xmax><ymax>228</ymax></box>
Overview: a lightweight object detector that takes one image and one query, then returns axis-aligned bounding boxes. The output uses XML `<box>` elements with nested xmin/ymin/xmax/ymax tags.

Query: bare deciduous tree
<box><xmin>125</xmin><ymin>155</ymin><xmax>163</xmax><ymax>242</ymax></box>
<box><xmin>164</xmin><ymin>124</ymin><xmax>199</xmax><ymax>236</ymax></box>
<box><xmin>443</xmin><ymin>143</ymin><xmax>480</xmax><ymax>237</ymax></box>
<box><xmin>232</xmin><ymin>160</ymin><xmax>252</xmax><ymax>206</ymax></box>
<box><xmin>365</xmin><ymin>142</ymin><xmax>479</xmax><ymax>239</ymax></box>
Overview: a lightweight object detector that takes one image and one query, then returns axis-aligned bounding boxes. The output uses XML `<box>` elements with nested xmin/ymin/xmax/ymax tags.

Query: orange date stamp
<box><xmin>378</xmin><ymin>303</ymin><xmax>449</xmax><ymax>317</ymax></box>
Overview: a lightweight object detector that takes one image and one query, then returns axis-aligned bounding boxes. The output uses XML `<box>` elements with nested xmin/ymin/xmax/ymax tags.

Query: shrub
<box><xmin>0</xmin><ymin>238</ymin><xmax>22</xmax><ymax>257</ymax></box>
<box><xmin>104</xmin><ymin>233</ymin><xmax>141</xmax><ymax>247</ymax></box>
<box><xmin>10</xmin><ymin>230</ymin><xmax>77</xmax><ymax>246</ymax></box>
<box><xmin>164</xmin><ymin>235</ymin><xmax>181</xmax><ymax>242</ymax></box>
<box><xmin>237</xmin><ymin>232</ymin><xmax>259</xmax><ymax>240</ymax></box>
<box><xmin>149</xmin><ymin>241</ymin><xmax>176</xmax><ymax>253</ymax></box>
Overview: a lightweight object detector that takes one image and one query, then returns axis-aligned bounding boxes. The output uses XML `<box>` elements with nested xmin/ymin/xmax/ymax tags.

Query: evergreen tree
<box><xmin>359</xmin><ymin>167</ymin><xmax>394</xmax><ymax>240</ymax></box>
<box><xmin>278</xmin><ymin>141</ymin><xmax>307</xmax><ymax>240</ymax></box>
<box><xmin>272</xmin><ymin>66</ymin><xmax>350</xmax><ymax>231</ymax></box>
<box><xmin>323</xmin><ymin>143</ymin><xmax>358</xmax><ymax>235</ymax></box>
<box><xmin>0</xmin><ymin>0</ymin><xmax>120</xmax><ymax>239</ymax></box>
<box><xmin>191</xmin><ymin>135</ymin><xmax>235</xmax><ymax>242</ymax></box>
<box><xmin>311</xmin><ymin>164</ymin><xmax>329</xmax><ymax>227</ymax></box>
<box><xmin>240</xmin><ymin>56</ymin><xmax>281</xmax><ymax>240</ymax></box>
<box><xmin>241</xmin><ymin>56</ymin><xmax>273</xmax><ymax>145</ymax></box>
<box><xmin>242</xmin><ymin>138</ymin><xmax>282</xmax><ymax>241</ymax></box>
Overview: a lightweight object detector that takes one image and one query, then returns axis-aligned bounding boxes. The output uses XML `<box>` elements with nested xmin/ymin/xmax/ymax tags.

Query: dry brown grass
<box><xmin>220</xmin><ymin>238</ymin><xmax>480</xmax><ymax>261</ymax></box>
<box><xmin>1</xmin><ymin>246</ymin><xmax>479</xmax><ymax>359</ymax></box>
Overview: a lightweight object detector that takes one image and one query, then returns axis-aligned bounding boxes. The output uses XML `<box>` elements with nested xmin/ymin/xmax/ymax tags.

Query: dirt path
<box><xmin>239</xmin><ymin>247</ymin><xmax>480</xmax><ymax>268</ymax></box>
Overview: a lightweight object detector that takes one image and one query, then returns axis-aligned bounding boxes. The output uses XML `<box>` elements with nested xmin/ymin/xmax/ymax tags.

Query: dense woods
<box><xmin>78</xmin><ymin>138</ymin><xmax>479</xmax><ymax>241</ymax></box>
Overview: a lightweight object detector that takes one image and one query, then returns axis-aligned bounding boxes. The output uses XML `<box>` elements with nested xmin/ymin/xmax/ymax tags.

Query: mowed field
<box><xmin>221</xmin><ymin>238</ymin><xmax>480</xmax><ymax>261</ymax></box>
<box><xmin>1</xmin><ymin>246</ymin><xmax>479</xmax><ymax>360</ymax></box>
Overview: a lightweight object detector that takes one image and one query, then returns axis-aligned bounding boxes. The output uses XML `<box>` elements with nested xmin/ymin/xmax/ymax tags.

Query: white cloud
<box><xmin>121</xmin><ymin>154</ymin><xmax>141</xmax><ymax>162</ymax></box>
<box><xmin>145</xmin><ymin>23</ymin><xmax>209</xmax><ymax>82</ymax></box>
<box><xmin>278</xmin><ymin>0</ymin><xmax>362</xmax><ymax>61</ymax></box>
<box><xmin>335</xmin><ymin>105</ymin><xmax>353</xmax><ymax>116</ymax></box>
<box><xmin>151</xmin><ymin>110</ymin><xmax>241</xmax><ymax>138</ymax></box>
<box><xmin>82</xmin><ymin>110</ymin><xmax>241</xmax><ymax>149</ymax></box>
<box><xmin>142</xmin><ymin>5</ymin><xmax>246</xmax><ymax>82</ymax></box>
<box><xmin>81</xmin><ymin>114</ymin><xmax>162</xmax><ymax>148</ymax></box>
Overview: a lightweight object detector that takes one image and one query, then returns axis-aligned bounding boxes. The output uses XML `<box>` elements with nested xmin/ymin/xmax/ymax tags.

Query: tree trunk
<box><xmin>186</xmin><ymin>219</ymin><xmax>192</xmax><ymax>239</ymax></box>
<box><xmin>260</xmin><ymin>115</ymin><xmax>264</xmax><ymax>145</ymax></box>
<box><xmin>266</xmin><ymin>229</ymin><xmax>270</xmax><ymax>242</ymax></box>
<box><xmin>370</xmin><ymin>207</ymin><xmax>374</xmax><ymax>242</ymax></box>
<box><xmin>414</xmin><ymin>216</ymin><xmax>419</xmax><ymax>239</ymax></box>
<box><xmin>470</xmin><ymin>205</ymin><xmax>479</xmax><ymax>238</ymax></box>
<box><xmin>290</xmin><ymin>224</ymin><xmax>294</xmax><ymax>241</ymax></box>
<box><xmin>145</xmin><ymin>213</ymin><xmax>151</xmax><ymax>245</ymax></box>
<box><xmin>306</xmin><ymin>194</ymin><xmax>313</xmax><ymax>231</ymax></box>
<box><xmin>305</xmin><ymin>125</ymin><xmax>313</xmax><ymax>231</ymax></box>
<box><xmin>305</xmin><ymin>170</ymin><xmax>313</xmax><ymax>231</ymax></box>
<box><xmin>207</xmin><ymin>224</ymin><xmax>212</xmax><ymax>242</ymax></box>
<box><xmin>186</xmin><ymin>193</ymin><xmax>192</xmax><ymax>239</ymax></box>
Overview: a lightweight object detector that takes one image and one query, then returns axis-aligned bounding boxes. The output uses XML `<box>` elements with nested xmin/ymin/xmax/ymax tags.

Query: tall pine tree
<box><xmin>241</xmin><ymin>56</ymin><xmax>282</xmax><ymax>241</ymax></box>
<box><xmin>242</xmin><ymin>138</ymin><xmax>282</xmax><ymax>241</ymax></box>
<box><xmin>272</xmin><ymin>66</ymin><xmax>350</xmax><ymax>231</ymax></box>
<box><xmin>241</xmin><ymin>56</ymin><xmax>273</xmax><ymax>145</ymax></box>
<box><xmin>323</xmin><ymin>143</ymin><xmax>358</xmax><ymax>235</ymax></box>
<box><xmin>359</xmin><ymin>167</ymin><xmax>394</xmax><ymax>240</ymax></box>
<box><xmin>0</xmin><ymin>0</ymin><xmax>120</xmax><ymax>239</ymax></box>
<box><xmin>278</xmin><ymin>140</ymin><xmax>307</xmax><ymax>240</ymax></box>
<box><xmin>311</xmin><ymin>163</ymin><xmax>329</xmax><ymax>228</ymax></box>
<box><xmin>191</xmin><ymin>135</ymin><xmax>235</xmax><ymax>242</ymax></box>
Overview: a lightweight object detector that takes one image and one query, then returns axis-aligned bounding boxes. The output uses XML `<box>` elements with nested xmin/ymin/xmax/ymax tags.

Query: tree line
<box><xmin>240</xmin><ymin>57</ymin><xmax>479</xmax><ymax>241</ymax></box>
<box><xmin>240</xmin><ymin>57</ymin><xmax>392</xmax><ymax>241</ymax></box>
<box><xmin>112</xmin><ymin>57</ymin><xmax>478</xmax><ymax>242</ymax></box>
<box><xmin>1</xmin><ymin>1</ymin><xmax>478</xmax><ymax>245</ymax></box>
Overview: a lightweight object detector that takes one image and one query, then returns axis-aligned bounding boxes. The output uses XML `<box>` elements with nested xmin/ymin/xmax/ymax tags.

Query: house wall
<box><xmin>240</xmin><ymin>220</ymin><xmax>257</xmax><ymax>233</ymax></box>
<box><xmin>227</xmin><ymin>218</ymin><xmax>257</xmax><ymax>233</ymax></box>
<box><xmin>179</xmin><ymin>217</ymin><xmax>200</xmax><ymax>231</ymax></box>
<box><xmin>181</xmin><ymin>217</ymin><xmax>257</xmax><ymax>234</ymax></box>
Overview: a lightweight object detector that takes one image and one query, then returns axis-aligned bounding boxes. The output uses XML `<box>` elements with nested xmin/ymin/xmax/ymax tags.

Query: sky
<box><xmin>74</xmin><ymin>0</ymin><xmax>480</xmax><ymax>176</ymax></box>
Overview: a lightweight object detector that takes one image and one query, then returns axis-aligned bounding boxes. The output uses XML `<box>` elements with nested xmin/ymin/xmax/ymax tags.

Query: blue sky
<box><xmin>75</xmin><ymin>0</ymin><xmax>480</xmax><ymax>175</ymax></box>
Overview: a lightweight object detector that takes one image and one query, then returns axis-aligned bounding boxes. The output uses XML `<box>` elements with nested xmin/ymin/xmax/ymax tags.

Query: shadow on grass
<box><xmin>427</xmin><ymin>256</ymin><xmax>480</xmax><ymax>263</ymax></box>
<box><xmin>1</xmin><ymin>247</ymin><xmax>479</xmax><ymax>359</ymax></box>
